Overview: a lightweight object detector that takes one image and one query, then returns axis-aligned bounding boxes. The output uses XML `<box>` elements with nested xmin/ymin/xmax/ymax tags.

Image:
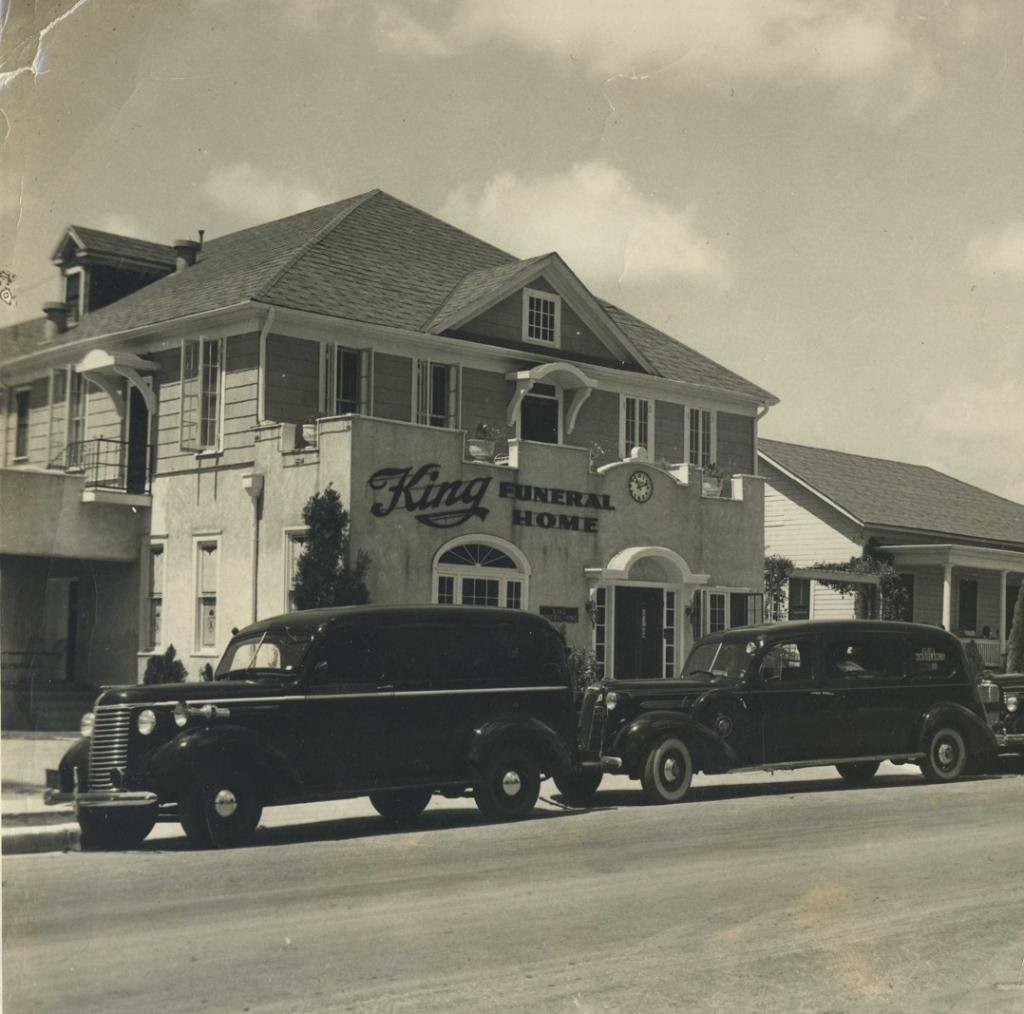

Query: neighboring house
<box><xmin>0</xmin><ymin>190</ymin><xmax>778</xmax><ymax>727</ymax></box>
<box><xmin>760</xmin><ymin>439</ymin><xmax>1024</xmax><ymax>668</ymax></box>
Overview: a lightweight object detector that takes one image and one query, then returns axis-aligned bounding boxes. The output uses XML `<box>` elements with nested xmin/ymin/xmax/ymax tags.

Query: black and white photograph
<box><xmin>1</xmin><ymin>2</ymin><xmax>1022</xmax><ymax>1011</ymax></box>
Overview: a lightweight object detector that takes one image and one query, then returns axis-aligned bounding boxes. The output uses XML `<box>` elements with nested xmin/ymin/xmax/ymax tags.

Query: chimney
<box><xmin>172</xmin><ymin>239</ymin><xmax>201</xmax><ymax>272</ymax></box>
<box><xmin>42</xmin><ymin>302</ymin><xmax>68</xmax><ymax>338</ymax></box>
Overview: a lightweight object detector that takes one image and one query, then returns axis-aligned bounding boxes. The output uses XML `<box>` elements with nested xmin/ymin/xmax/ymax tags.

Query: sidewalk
<box><xmin>2</xmin><ymin>731</ymin><xmax>82</xmax><ymax>854</ymax></box>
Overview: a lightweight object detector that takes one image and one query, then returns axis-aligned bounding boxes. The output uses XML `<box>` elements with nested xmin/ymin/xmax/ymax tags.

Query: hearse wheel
<box><xmin>369</xmin><ymin>788</ymin><xmax>433</xmax><ymax>823</ymax></box>
<box><xmin>836</xmin><ymin>761</ymin><xmax>880</xmax><ymax>786</ymax></box>
<box><xmin>78</xmin><ymin>804</ymin><xmax>157</xmax><ymax>851</ymax></box>
<box><xmin>921</xmin><ymin>726</ymin><xmax>968</xmax><ymax>784</ymax></box>
<box><xmin>180</xmin><ymin>766</ymin><xmax>263</xmax><ymax>848</ymax></box>
<box><xmin>553</xmin><ymin>769</ymin><xmax>603</xmax><ymax>808</ymax></box>
<box><xmin>474</xmin><ymin>745</ymin><xmax>540</xmax><ymax>820</ymax></box>
<box><xmin>641</xmin><ymin>735</ymin><xmax>693</xmax><ymax>804</ymax></box>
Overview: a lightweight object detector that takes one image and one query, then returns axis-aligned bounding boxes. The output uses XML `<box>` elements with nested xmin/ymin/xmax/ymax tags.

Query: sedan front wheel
<box><xmin>640</xmin><ymin>735</ymin><xmax>693</xmax><ymax>804</ymax></box>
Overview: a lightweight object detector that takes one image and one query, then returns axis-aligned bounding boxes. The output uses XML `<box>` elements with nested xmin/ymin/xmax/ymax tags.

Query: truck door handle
<box><xmin>811</xmin><ymin>690</ymin><xmax>836</xmax><ymax>697</ymax></box>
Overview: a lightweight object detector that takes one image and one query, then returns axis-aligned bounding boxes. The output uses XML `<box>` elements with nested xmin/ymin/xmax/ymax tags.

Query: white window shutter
<box><xmin>446</xmin><ymin>364</ymin><xmax>460</xmax><ymax>429</ymax></box>
<box><xmin>359</xmin><ymin>349</ymin><xmax>372</xmax><ymax>415</ymax></box>
<box><xmin>180</xmin><ymin>340</ymin><xmax>200</xmax><ymax>450</ymax></box>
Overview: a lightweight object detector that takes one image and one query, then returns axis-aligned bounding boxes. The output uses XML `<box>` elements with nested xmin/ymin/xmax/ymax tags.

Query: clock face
<box><xmin>628</xmin><ymin>470</ymin><xmax>653</xmax><ymax>503</ymax></box>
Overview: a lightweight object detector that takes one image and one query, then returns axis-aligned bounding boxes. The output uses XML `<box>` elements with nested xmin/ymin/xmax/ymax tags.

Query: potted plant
<box><xmin>467</xmin><ymin>423</ymin><xmax>513</xmax><ymax>462</ymax></box>
<box><xmin>299</xmin><ymin>414</ymin><xmax>319</xmax><ymax>448</ymax></box>
<box><xmin>701</xmin><ymin>462</ymin><xmax>725</xmax><ymax>496</ymax></box>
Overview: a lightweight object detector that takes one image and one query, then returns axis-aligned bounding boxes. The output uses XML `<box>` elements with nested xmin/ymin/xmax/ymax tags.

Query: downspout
<box><xmin>242</xmin><ymin>472</ymin><xmax>265</xmax><ymax>623</ymax></box>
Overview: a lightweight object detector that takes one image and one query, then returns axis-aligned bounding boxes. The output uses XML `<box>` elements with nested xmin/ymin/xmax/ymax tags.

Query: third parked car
<box><xmin>575</xmin><ymin>620</ymin><xmax>996</xmax><ymax>804</ymax></box>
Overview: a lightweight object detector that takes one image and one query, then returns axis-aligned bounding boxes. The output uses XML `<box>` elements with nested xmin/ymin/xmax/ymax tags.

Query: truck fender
<box><xmin>145</xmin><ymin>724</ymin><xmax>304</xmax><ymax>803</ymax></box>
<box><xmin>57</xmin><ymin>736</ymin><xmax>91</xmax><ymax>793</ymax></box>
<box><xmin>467</xmin><ymin>715</ymin><xmax>575</xmax><ymax>782</ymax></box>
<box><xmin>612</xmin><ymin>710</ymin><xmax>738</xmax><ymax>777</ymax></box>
<box><xmin>916</xmin><ymin>702</ymin><xmax>997</xmax><ymax>757</ymax></box>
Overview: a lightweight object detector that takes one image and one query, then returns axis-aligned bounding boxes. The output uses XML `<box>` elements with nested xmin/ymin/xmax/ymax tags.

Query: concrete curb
<box><xmin>2</xmin><ymin>823</ymin><xmax>81</xmax><ymax>855</ymax></box>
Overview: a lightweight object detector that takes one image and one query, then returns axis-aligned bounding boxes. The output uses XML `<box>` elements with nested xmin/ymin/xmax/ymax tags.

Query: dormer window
<box><xmin>64</xmin><ymin>269</ymin><xmax>85</xmax><ymax>327</ymax></box>
<box><xmin>522</xmin><ymin>288</ymin><xmax>561</xmax><ymax>347</ymax></box>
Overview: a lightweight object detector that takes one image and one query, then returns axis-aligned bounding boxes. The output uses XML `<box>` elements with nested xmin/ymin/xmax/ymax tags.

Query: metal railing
<box><xmin>49</xmin><ymin>438</ymin><xmax>153</xmax><ymax>494</ymax></box>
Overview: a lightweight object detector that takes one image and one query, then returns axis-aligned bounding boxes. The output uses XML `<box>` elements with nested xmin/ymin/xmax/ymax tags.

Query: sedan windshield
<box><xmin>681</xmin><ymin>638</ymin><xmax>753</xmax><ymax>682</ymax></box>
<box><xmin>215</xmin><ymin>630</ymin><xmax>314</xmax><ymax>680</ymax></box>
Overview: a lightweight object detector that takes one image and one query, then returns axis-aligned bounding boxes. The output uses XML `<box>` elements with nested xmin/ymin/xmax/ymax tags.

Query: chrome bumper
<box><xmin>580</xmin><ymin>756</ymin><xmax>623</xmax><ymax>773</ymax></box>
<box><xmin>43</xmin><ymin>789</ymin><xmax>158</xmax><ymax>810</ymax></box>
<box><xmin>995</xmin><ymin>732</ymin><xmax>1024</xmax><ymax>750</ymax></box>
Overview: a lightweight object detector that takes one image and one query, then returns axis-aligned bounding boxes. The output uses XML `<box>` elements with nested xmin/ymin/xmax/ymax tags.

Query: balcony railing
<box><xmin>49</xmin><ymin>438</ymin><xmax>153</xmax><ymax>495</ymax></box>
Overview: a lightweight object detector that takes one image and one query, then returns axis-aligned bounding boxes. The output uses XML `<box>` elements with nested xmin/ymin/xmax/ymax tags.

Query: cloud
<box><xmin>440</xmin><ymin>161</ymin><xmax>730</xmax><ymax>291</ymax></box>
<box><xmin>376</xmin><ymin>4</ymin><xmax>452</xmax><ymax>58</ymax></box>
<box><xmin>202</xmin><ymin>163</ymin><xmax>329</xmax><ymax>223</ymax></box>
<box><xmin>918</xmin><ymin>377</ymin><xmax>1024</xmax><ymax>503</ymax></box>
<box><xmin>384</xmin><ymin>0</ymin><xmax>942</xmax><ymax>123</ymax></box>
<box><xmin>965</xmin><ymin>221</ymin><xmax>1024</xmax><ymax>279</ymax></box>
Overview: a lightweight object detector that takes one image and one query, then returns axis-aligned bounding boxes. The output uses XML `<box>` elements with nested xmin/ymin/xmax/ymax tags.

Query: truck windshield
<box><xmin>681</xmin><ymin>639</ymin><xmax>753</xmax><ymax>682</ymax></box>
<box><xmin>215</xmin><ymin>630</ymin><xmax>314</xmax><ymax>680</ymax></box>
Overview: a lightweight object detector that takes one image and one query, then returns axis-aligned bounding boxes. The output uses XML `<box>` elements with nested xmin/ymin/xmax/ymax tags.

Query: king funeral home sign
<box><xmin>368</xmin><ymin>464</ymin><xmax>614</xmax><ymax>533</ymax></box>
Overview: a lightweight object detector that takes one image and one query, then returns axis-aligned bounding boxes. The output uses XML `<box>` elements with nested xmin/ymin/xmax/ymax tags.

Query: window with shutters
<box><xmin>688</xmin><ymin>408</ymin><xmax>713</xmax><ymax>468</ymax></box>
<box><xmin>13</xmin><ymin>388</ymin><xmax>30</xmax><ymax>460</ymax></box>
<box><xmin>194</xmin><ymin>539</ymin><xmax>219</xmax><ymax>653</ymax></box>
<box><xmin>48</xmin><ymin>368</ymin><xmax>69</xmax><ymax>463</ymax></box>
<box><xmin>323</xmin><ymin>345</ymin><xmax>370</xmax><ymax>416</ymax></box>
<box><xmin>415</xmin><ymin>360</ymin><xmax>459</xmax><ymax>429</ymax></box>
<box><xmin>180</xmin><ymin>338</ymin><xmax>222</xmax><ymax>451</ymax></box>
<box><xmin>621</xmin><ymin>396</ymin><xmax>653</xmax><ymax>458</ymax></box>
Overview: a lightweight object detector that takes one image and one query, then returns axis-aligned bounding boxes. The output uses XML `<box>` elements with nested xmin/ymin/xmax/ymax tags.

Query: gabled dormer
<box><xmin>50</xmin><ymin>226</ymin><xmax>180</xmax><ymax>327</ymax></box>
<box><xmin>426</xmin><ymin>253</ymin><xmax>652</xmax><ymax>373</ymax></box>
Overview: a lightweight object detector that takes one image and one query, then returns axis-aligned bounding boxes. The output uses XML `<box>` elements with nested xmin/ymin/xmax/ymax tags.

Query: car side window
<box><xmin>307</xmin><ymin>627</ymin><xmax>382</xmax><ymax>687</ymax></box>
<box><xmin>823</xmin><ymin>635</ymin><xmax>902</xmax><ymax>686</ymax></box>
<box><xmin>758</xmin><ymin>639</ymin><xmax>815</xmax><ymax>687</ymax></box>
<box><xmin>905</xmin><ymin>636</ymin><xmax>961</xmax><ymax>684</ymax></box>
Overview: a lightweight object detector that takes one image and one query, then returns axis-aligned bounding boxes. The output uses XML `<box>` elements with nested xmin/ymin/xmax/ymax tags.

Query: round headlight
<box><xmin>605</xmin><ymin>692</ymin><xmax>618</xmax><ymax>711</ymax></box>
<box><xmin>80</xmin><ymin>712</ymin><xmax>95</xmax><ymax>738</ymax></box>
<box><xmin>1006</xmin><ymin>695</ymin><xmax>1019</xmax><ymax>714</ymax></box>
<box><xmin>173</xmin><ymin>701</ymin><xmax>189</xmax><ymax>728</ymax></box>
<box><xmin>136</xmin><ymin>708</ymin><xmax>157</xmax><ymax>735</ymax></box>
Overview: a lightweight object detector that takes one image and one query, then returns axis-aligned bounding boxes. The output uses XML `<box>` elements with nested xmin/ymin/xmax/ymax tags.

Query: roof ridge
<box><xmin>252</xmin><ymin>189</ymin><xmax>381</xmax><ymax>300</ymax></box>
<box><xmin>377</xmin><ymin>191</ymin><xmax>518</xmax><ymax>261</ymax></box>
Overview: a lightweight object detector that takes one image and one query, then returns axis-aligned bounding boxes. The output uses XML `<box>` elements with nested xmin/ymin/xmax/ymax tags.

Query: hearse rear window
<box><xmin>823</xmin><ymin>634</ymin><xmax>903</xmax><ymax>685</ymax></box>
<box><xmin>906</xmin><ymin>636</ymin><xmax>960</xmax><ymax>682</ymax></box>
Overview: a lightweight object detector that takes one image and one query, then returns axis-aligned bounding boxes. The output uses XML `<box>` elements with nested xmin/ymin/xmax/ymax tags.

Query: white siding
<box><xmin>764</xmin><ymin>483</ymin><xmax>861</xmax><ymax>565</ymax></box>
<box><xmin>809</xmin><ymin>582</ymin><xmax>855</xmax><ymax>620</ymax></box>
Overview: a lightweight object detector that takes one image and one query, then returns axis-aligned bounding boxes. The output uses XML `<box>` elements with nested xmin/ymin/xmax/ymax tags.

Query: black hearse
<box><xmin>44</xmin><ymin>606</ymin><xmax>587</xmax><ymax>848</ymax></box>
<box><xmin>574</xmin><ymin>620</ymin><xmax>996</xmax><ymax>804</ymax></box>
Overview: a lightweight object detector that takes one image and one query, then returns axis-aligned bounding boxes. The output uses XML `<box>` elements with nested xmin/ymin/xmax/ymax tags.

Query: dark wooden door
<box><xmin>614</xmin><ymin>587</ymin><xmax>664</xmax><ymax>679</ymax></box>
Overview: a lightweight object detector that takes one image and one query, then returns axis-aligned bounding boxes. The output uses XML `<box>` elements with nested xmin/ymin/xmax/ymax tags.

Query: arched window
<box><xmin>433</xmin><ymin>537</ymin><xmax>530</xmax><ymax>610</ymax></box>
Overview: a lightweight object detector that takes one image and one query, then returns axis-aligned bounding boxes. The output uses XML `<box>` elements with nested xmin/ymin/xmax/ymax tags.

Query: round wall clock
<box><xmin>628</xmin><ymin>470</ymin><xmax>653</xmax><ymax>503</ymax></box>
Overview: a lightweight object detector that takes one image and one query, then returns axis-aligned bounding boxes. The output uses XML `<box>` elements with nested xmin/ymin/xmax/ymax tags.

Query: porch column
<box><xmin>999</xmin><ymin>570</ymin><xmax>1008</xmax><ymax>655</ymax></box>
<box><xmin>941</xmin><ymin>564</ymin><xmax>953</xmax><ymax>631</ymax></box>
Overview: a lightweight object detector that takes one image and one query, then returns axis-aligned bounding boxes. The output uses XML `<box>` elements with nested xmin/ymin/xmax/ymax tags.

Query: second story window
<box><xmin>522</xmin><ymin>288</ymin><xmax>560</xmax><ymax>346</ymax></box>
<box><xmin>415</xmin><ymin>360</ymin><xmax>459</xmax><ymax>429</ymax></box>
<box><xmin>688</xmin><ymin>408</ymin><xmax>713</xmax><ymax>468</ymax></box>
<box><xmin>13</xmin><ymin>388</ymin><xmax>30</xmax><ymax>460</ymax></box>
<box><xmin>323</xmin><ymin>346</ymin><xmax>370</xmax><ymax>416</ymax></box>
<box><xmin>181</xmin><ymin>338</ymin><xmax>222</xmax><ymax>451</ymax></box>
<box><xmin>66</xmin><ymin>371</ymin><xmax>88</xmax><ymax>467</ymax></box>
<box><xmin>622</xmin><ymin>396</ymin><xmax>652</xmax><ymax>457</ymax></box>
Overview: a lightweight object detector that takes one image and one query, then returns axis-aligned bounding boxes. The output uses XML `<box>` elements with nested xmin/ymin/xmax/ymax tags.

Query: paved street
<box><xmin>3</xmin><ymin>764</ymin><xmax>1022</xmax><ymax>1014</ymax></box>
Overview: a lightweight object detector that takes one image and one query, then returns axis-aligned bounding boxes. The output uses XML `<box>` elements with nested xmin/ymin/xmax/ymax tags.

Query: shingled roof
<box><xmin>3</xmin><ymin>190</ymin><xmax>776</xmax><ymax>404</ymax></box>
<box><xmin>62</xmin><ymin>227</ymin><xmax>178</xmax><ymax>270</ymax></box>
<box><xmin>759</xmin><ymin>438</ymin><xmax>1024</xmax><ymax>549</ymax></box>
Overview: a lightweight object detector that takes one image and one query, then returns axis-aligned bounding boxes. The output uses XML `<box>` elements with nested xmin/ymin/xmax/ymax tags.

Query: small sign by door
<box><xmin>540</xmin><ymin>606</ymin><xmax>579</xmax><ymax>624</ymax></box>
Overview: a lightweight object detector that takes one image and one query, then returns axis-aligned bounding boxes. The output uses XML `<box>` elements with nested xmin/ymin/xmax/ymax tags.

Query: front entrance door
<box><xmin>125</xmin><ymin>387</ymin><xmax>150</xmax><ymax>494</ymax></box>
<box><xmin>614</xmin><ymin>586</ymin><xmax>664</xmax><ymax>679</ymax></box>
<box><xmin>44</xmin><ymin>578</ymin><xmax>79</xmax><ymax>681</ymax></box>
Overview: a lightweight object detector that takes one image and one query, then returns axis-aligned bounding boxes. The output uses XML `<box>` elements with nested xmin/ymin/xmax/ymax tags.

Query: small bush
<box><xmin>566</xmin><ymin>646</ymin><xmax>599</xmax><ymax>703</ymax></box>
<box><xmin>142</xmin><ymin>644</ymin><xmax>188</xmax><ymax>685</ymax></box>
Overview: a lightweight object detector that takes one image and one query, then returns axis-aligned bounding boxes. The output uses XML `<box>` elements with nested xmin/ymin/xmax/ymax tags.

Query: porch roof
<box><xmin>883</xmin><ymin>543</ymin><xmax>1024</xmax><ymax>572</ymax></box>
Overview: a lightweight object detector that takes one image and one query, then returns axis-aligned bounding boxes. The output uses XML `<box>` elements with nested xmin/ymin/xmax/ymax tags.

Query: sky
<box><xmin>2</xmin><ymin>0</ymin><xmax>1022</xmax><ymax>500</ymax></box>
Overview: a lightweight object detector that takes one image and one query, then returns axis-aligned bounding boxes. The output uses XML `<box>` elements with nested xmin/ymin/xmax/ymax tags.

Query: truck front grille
<box><xmin>578</xmin><ymin>686</ymin><xmax>607</xmax><ymax>754</ymax></box>
<box><xmin>88</xmin><ymin>707</ymin><xmax>131</xmax><ymax>790</ymax></box>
